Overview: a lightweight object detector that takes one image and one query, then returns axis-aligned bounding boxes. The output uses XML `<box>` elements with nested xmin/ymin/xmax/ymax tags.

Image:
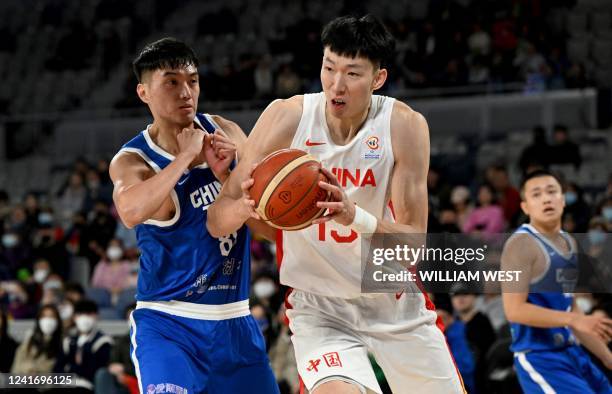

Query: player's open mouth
<box><xmin>331</xmin><ymin>98</ymin><xmax>346</xmax><ymax>109</ymax></box>
<box><xmin>543</xmin><ymin>207</ymin><xmax>555</xmax><ymax>214</ymax></box>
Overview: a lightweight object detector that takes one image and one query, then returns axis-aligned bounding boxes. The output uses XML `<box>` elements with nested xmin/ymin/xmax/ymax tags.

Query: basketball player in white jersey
<box><xmin>208</xmin><ymin>15</ymin><xmax>465</xmax><ymax>394</ymax></box>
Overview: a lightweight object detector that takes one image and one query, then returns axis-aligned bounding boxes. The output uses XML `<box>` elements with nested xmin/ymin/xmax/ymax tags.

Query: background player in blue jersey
<box><xmin>502</xmin><ymin>169</ymin><xmax>612</xmax><ymax>393</ymax></box>
<box><xmin>108</xmin><ymin>38</ymin><xmax>278</xmax><ymax>394</ymax></box>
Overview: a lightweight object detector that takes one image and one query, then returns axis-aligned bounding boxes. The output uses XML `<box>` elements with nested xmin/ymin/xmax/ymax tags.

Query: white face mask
<box><xmin>575</xmin><ymin>297</ymin><xmax>593</xmax><ymax>314</ymax></box>
<box><xmin>106</xmin><ymin>246</ymin><xmax>123</xmax><ymax>261</ymax></box>
<box><xmin>39</xmin><ymin>317</ymin><xmax>58</xmax><ymax>335</ymax></box>
<box><xmin>74</xmin><ymin>315</ymin><xmax>96</xmax><ymax>333</ymax></box>
<box><xmin>253</xmin><ymin>280</ymin><xmax>276</xmax><ymax>299</ymax></box>
<box><xmin>59</xmin><ymin>303</ymin><xmax>74</xmax><ymax>320</ymax></box>
<box><xmin>33</xmin><ymin>269</ymin><xmax>50</xmax><ymax>283</ymax></box>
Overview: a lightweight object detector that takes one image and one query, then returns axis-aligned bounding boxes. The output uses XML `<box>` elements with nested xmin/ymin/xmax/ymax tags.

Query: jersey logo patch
<box><xmin>365</xmin><ymin>136</ymin><xmax>381</xmax><ymax>159</ymax></box>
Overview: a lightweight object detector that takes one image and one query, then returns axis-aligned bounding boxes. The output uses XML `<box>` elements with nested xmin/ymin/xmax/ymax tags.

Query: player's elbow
<box><xmin>205</xmin><ymin>207</ymin><xmax>224</xmax><ymax>238</ymax></box>
<box><xmin>503</xmin><ymin>302</ymin><xmax>524</xmax><ymax>323</ymax></box>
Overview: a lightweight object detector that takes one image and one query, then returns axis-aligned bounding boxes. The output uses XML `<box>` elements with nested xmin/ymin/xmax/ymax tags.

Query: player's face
<box><xmin>320</xmin><ymin>47</ymin><xmax>387</xmax><ymax>119</ymax></box>
<box><xmin>521</xmin><ymin>176</ymin><xmax>565</xmax><ymax>225</ymax></box>
<box><xmin>138</xmin><ymin>64</ymin><xmax>200</xmax><ymax>127</ymax></box>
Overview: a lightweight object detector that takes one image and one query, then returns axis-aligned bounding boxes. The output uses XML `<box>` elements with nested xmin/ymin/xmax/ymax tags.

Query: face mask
<box><xmin>33</xmin><ymin>269</ymin><xmax>50</xmax><ymax>283</ymax></box>
<box><xmin>39</xmin><ymin>317</ymin><xmax>58</xmax><ymax>335</ymax></box>
<box><xmin>253</xmin><ymin>280</ymin><xmax>276</xmax><ymax>299</ymax></box>
<box><xmin>588</xmin><ymin>230</ymin><xmax>606</xmax><ymax>246</ymax></box>
<box><xmin>2</xmin><ymin>234</ymin><xmax>18</xmax><ymax>248</ymax></box>
<box><xmin>38</xmin><ymin>213</ymin><xmax>53</xmax><ymax>225</ymax></box>
<box><xmin>74</xmin><ymin>315</ymin><xmax>96</xmax><ymax>333</ymax></box>
<box><xmin>43</xmin><ymin>280</ymin><xmax>63</xmax><ymax>291</ymax></box>
<box><xmin>575</xmin><ymin>297</ymin><xmax>593</xmax><ymax>313</ymax></box>
<box><xmin>603</xmin><ymin>207</ymin><xmax>612</xmax><ymax>222</ymax></box>
<box><xmin>59</xmin><ymin>303</ymin><xmax>74</xmax><ymax>320</ymax></box>
<box><xmin>106</xmin><ymin>246</ymin><xmax>123</xmax><ymax>261</ymax></box>
<box><xmin>564</xmin><ymin>192</ymin><xmax>577</xmax><ymax>205</ymax></box>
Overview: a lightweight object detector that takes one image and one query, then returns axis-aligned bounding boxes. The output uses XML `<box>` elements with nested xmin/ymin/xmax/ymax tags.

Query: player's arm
<box><xmin>206</xmin><ymin>97</ymin><xmax>302</xmax><ymax>238</ymax></box>
<box><xmin>571</xmin><ymin>299</ymin><xmax>612</xmax><ymax>369</ymax></box>
<box><xmin>110</xmin><ymin>129</ymin><xmax>202</xmax><ymax>228</ymax></box>
<box><xmin>501</xmin><ymin>236</ymin><xmax>612</xmax><ymax>340</ymax></box>
<box><xmin>212</xmin><ymin>115</ymin><xmax>277</xmax><ymax>241</ymax></box>
<box><xmin>315</xmin><ymin>102</ymin><xmax>428</xmax><ymax>235</ymax></box>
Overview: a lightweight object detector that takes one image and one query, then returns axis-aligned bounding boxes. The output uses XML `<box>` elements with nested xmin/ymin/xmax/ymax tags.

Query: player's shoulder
<box><xmin>109</xmin><ymin>147</ymin><xmax>149</xmax><ymax>182</ymax></box>
<box><xmin>267</xmin><ymin>95</ymin><xmax>304</xmax><ymax>116</ymax></box>
<box><xmin>208</xmin><ymin>114</ymin><xmax>245</xmax><ymax>139</ymax></box>
<box><xmin>391</xmin><ymin>100</ymin><xmax>427</xmax><ymax>132</ymax></box>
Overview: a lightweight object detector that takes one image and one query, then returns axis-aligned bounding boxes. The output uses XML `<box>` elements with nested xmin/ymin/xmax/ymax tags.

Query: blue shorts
<box><xmin>129</xmin><ymin>306</ymin><xmax>279</xmax><ymax>394</ymax></box>
<box><xmin>514</xmin><ymin>346</ymin><xmax>611</xmax><ymax>394</ymax></box>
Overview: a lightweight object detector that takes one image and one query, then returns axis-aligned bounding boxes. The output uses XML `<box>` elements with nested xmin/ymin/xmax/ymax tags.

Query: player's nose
<box><xmin>179</xmin><ymin>82</ymin><xmax>192</xmax><ymax>100</ymax></box>
<box><xmin>331</xmin><ymin>74</ymin><xmax>346</xmax><ymax>94</ymax></box>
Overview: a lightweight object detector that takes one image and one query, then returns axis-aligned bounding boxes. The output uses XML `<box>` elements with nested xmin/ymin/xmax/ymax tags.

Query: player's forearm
<box><xmin>506</xmin><ymin>301</ymin><xmax>578</xmax><ymax>328</ymax></box>
<box><xmin>118</xmin><ymin>152</ymin><xmax>194</xmax><ymax>227</ymax></box>
<box><xmin>207</xmin><ymin>197</ymin><xmax>249</xmax><ymax>238</ymax></box>
<box><xmin>573</xmin><ymin>329</ymin><xmax>612</xmax><ymax>367</ymax></box>
<box><xmin>375</xmin><ymin>220</ymin><xmax>426</xmax><ymax>235</ymax></box>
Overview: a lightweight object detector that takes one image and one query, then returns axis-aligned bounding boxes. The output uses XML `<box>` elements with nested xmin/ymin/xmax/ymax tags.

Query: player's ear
<box><xmin>520</xmin><ymin>200</ymin><xmax>529</xmax><ymax>216</ymax></box>
<box><xmin>137</xmin><ymin>83</ymin><xmax>149</xmax><ymax>104</ymax></box>
<box><xmin>372</xmin><ymin>68</ymin><xmax>387</xmax><ymax>91</ymax></box>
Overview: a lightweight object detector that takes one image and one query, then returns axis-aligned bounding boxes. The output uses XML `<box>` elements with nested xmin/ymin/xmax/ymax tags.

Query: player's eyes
<box><xmin>324</xmin><ymin>66</ymin><xmax>333</xmax><ymax>71</ymax></box>
<box><xmin>348</xmin><ymin>72</ymin><xmax>359</xmax><ymax>77</ymax></box>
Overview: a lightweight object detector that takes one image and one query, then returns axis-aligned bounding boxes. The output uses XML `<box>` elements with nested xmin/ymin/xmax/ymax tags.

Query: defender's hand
<box><xmin>177</xmin><ymin>127</ymin><xmax>204</xmax><ymax>159</ymax></box>
<box><xmin>571</xmin><ymin>314</ymin><xmax>612</xmax><ymax>343</ymax></box>
<box><xmin>203</xmin><ymin>128</ymin><xmax>236</xmax><ymax>183</ymax></box>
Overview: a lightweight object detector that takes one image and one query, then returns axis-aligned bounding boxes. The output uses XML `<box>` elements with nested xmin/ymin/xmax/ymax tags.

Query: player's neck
<box><xmin>529</xmin><ymin>220</ymin><xmax>561</xmax><ymax>235</ymax></box>
<box><xmin>149</xmin><ymin>119</ymin><xmax>192</xmax><ymax>155</ymax></box>
<box><xmin>324</xmin><ymin>105</ymin><xmax>370</xmax><ymax>145</ymax></box>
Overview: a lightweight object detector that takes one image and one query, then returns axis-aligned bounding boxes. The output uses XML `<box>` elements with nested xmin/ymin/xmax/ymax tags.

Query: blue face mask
<box><xmin>602</xmin><ymin>207</ymin><xmax>612</xmax><ymax>222</ymax></box>
<box><xmin>588</xmin><ymin>230</ymin><xmax>606</xmax><ymax>246</ymax></box>
<box><xmin>2</xmin><ymin>234</ymin><xmax>18</xmax><ymax>248</ymax></box>
<box><xmin>38</xmin><ymin>212</ymin><xmax>53</xmax><ymax>225</ymax></box>
<box><xmin>564</xmin><ymin>192</ymin><xmax>577</xmax><ymax>205</ymax></box>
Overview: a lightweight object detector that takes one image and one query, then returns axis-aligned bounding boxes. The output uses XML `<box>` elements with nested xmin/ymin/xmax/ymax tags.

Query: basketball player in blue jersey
<box><xmin>502</xmin><ymin>169</ymin><xmax>612</xmax><ymax>393</ymax></box>
<box><xmin>108</xmin><ymin>38</ymin><xmax>278</xmax><ymax>394</ymax></box>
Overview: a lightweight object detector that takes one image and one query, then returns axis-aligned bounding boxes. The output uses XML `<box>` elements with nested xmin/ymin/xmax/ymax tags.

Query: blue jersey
<box><xmin>510</xmin><ymin>224</ymin><xmax>578</xmax><ymax>352</ymax></box>
<box><xmin>119</xmin><ymin>113</ymin><xmax>250</xmax><ymax>305</ymax></box>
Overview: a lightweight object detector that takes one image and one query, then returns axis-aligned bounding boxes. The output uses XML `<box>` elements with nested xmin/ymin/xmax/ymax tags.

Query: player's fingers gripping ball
<box><xmin>250</xmin><ymin>149</ymin><xmax>331</xmax><ymax>230</ymax></box>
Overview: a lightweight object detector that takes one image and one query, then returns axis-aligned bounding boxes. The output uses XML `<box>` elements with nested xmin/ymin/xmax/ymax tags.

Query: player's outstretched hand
<box><xmin>203</xmin><ymin>128</ymin><xmax>236</xmax><ymax>183</ymax></box>
<box><xmin>571</xmin><ymin>314</ymin><xmax>612</xmax><ymax>343</ymax></box>
<box><xmin>313</xmin><ymin>166</ymin><xmax>356</xmax><ymax>226</ymax></box>
<box><xmin>240</xmin><ymin>163</ymin><xmax>261</xmax><ymax>221</ymax></box>
<box><xmin>177</xmin><ymin>127</ymin><xmax>205</xmax><ymax>159</ymax></box>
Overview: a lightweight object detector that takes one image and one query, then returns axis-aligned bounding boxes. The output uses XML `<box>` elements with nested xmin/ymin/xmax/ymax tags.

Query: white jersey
<box><xmin>279</xmin><ymin>92</ymin><xmax>396</xmax><ymax>298</ymax></box>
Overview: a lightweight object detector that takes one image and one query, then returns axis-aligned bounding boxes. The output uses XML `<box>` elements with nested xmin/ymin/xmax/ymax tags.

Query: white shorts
<box><xmin>286</xmin><ymin>290</ymin><xmax>465</xmax><ymax>394</ymax></box>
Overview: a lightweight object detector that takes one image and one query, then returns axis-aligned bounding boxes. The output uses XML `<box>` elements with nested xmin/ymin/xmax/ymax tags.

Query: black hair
<box><xmin>64</xmin><ymin>282</ymin><xmax>84</xmax><ymax>296</ymax></box>
<box><xmin>29</xmin><ymin>304</ymin><xmax>62</xmax><ymax>359</ymax></box>
<box><xmin>520</xmin><ymin>169</ymin><xmax>563</xmax><ymax>200</ymax></box>
<box><xmin>321</xmin><ymin>14</ymin><xmax>395</xmax><ymax>68</ymax></box>
<box><xmin>133</xmin><ymin>37</ymin><xmax>199</xmax><ymax>82</ymax></box>
<box><xmin>74</xmin><ymin>299</ymin><xmax>98</xmax><ymax>314</ymax></box>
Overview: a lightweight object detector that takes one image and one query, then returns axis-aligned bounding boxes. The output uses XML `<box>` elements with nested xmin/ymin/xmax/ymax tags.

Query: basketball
<box><xmin>250</xmin><ymin>149</ymin><xmax>330</xmax><ymax>230</ymax></box>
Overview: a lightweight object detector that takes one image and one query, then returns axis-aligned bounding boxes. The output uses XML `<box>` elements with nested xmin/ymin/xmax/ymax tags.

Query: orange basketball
<box><xmin>250</xmin><ymin>149</ymin><xmax>330</xmax><ymax>230</ymax></box>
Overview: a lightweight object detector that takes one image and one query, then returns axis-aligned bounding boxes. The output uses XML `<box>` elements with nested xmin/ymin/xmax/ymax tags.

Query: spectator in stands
<box><xmin>81</xmin><ymin>200</ymin><xmax>117</xmax><ymax>270</ymax></box>
<box><xmin>487</xmin><ymin>166</ymin><xmax>521</xmax><ymax>225</ymax></box>
<box><xmin>254</xmin><ymin>54</ymin><xmax>274</xmax><ymax>99</ymax></box>
<box><xmin>6</xmin><ymin>281</ymin><xmax>35</xmax><ymax>319</ymax></box>
<box><xmin>31</xmin><ymin>208</ymin><xmax>70</xmax><ymax>278</ymax></box>
<box><xmin>40</xmin><ymin>273</ymin><xmax>65</xmax><ymax>306</ymax></box>
<box><xmin>462</xmin><ymin>184</ymin><xmax>506</xmax><ymax>236</ymax></box>
<box><xmin>23</xmin><ymin>192</ymin><xmax>40</xmax><ymax>229</ymax></box>
<box><xmin>85</xmin><ymin>168</ymin><xmax>113</xmax><ymax>210</ymax></box>
<box><xmin>436</xmin><ymin>294</ymin><xmax>476</xmax><ymax>393</ymax></box>
<box><xmin>94</xmin><ymin>303</ymin><xmax>138</xmax><ymax>394</ymax></box>
<box><xmin>96</xmin><ymin>159</ymin><xmax>111</xmax><ymax>186</ymax></box>
<box><xmin>250</xmin><ymin>300</ymin><xmax>274</xmax><ymax>350</ymax></box>
<box><xmin>598</xmin><ymin>196</ymin><xmax>612</xmax><ymax>230</ymax></box>
<box><xmin>451</xmin><ymin>284</ymin><xmax>497</xmax><ymax>394</ymax></box>
<box><xmin>11</xmin><ymin>304</ymin><xmax>64</xmax><ymax>374</ymax></box>
<box><xmin>564</xmin><ymin>182</ymin><xmax>591</xmax><ymax>232</ymax></box>
<box><xmin>275</xmin><ymin>63</ymin><xmax>301</xmax><ymax>98</ymax></box>
<box><xmin>0</xmin><ymin>308</ymin><xmax>17</xmax><ymax>372</ymax></box>
<box><xmin>63</xmin><ymin>299</ymin><xmax>113</xmax><ymax>390</ymax></box>
<box><xmin>91</xmin><ymin>238</ymin><xmax>134</xmax><ymax>299</ymax></box>
<box><xmin>0</xmin><ymin>228</ymin><xmax>32</xmax><ymax>279</ymax></box>
<box><xmin>268</xmin><ymin>304</ymin><xmax>299</xmax><ymax>394</ymax></box>
<box><xmin>549</xmin><ymin>124</ymin><xmax>581</xmax><ymax>168</ymax></box>
<box><xmin>55</xmin><ymin>172</ymin><xmax>87</xmax><ymax>229</ymax></box>
<box><xmin>468</xmin><ymin>23</ymin><xmax>491</xmax><ymax>57</ymax></box>
<box><xmin>0</xmin><ymin>190</ymin><xmax>10</xmax><ymax>224</ymax></box>
<box><xmin>428</xmin><ymin>167</ymin><xmax>452</xmax><ymax>219</ymax></box>
<box><xmin>450</xmin><ymin>185</ymin><xmax>473</xmax><ymax>229</ymax></box>
<box><xmin>519</xmin><ymin>126</ymin><xmax>551</xmax><ymax>173</ymax></box>
<box><xmin>59</xmin><ymin>282</ymin><xmax>85</xmax><ymax>332</ymax></box>
<box><xmin>5</xmin><ymin>205</ymin><xmax>31</xmax><ymax>244</ymax></box>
